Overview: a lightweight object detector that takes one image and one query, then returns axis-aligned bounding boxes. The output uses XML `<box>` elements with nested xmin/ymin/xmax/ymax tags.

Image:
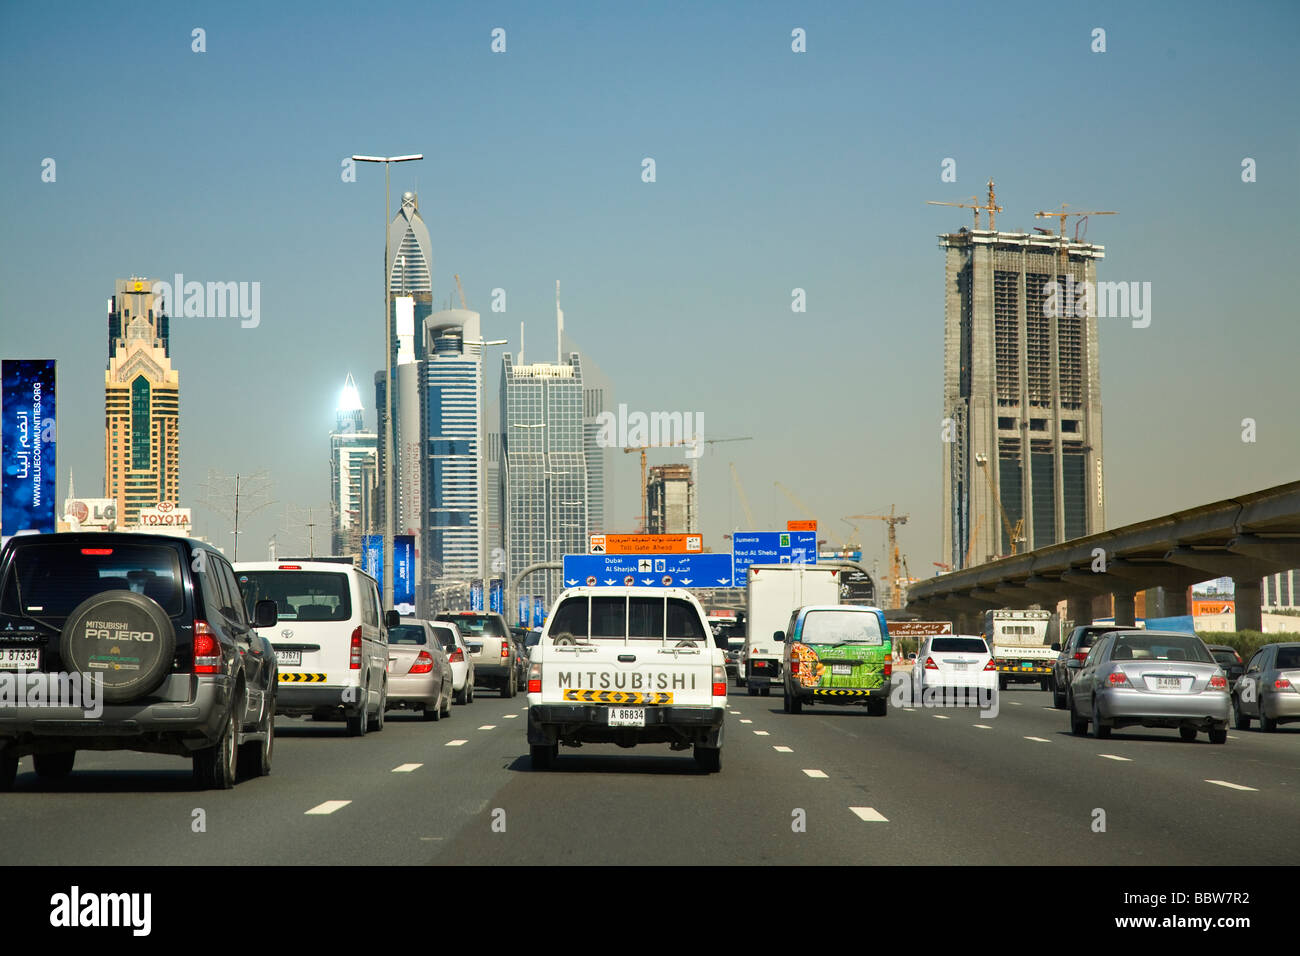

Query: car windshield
<box><xmin>931</xmin><ymin>637</ymin><xmax>987</xmax><ymax>653</ymax></box>
<box><xmin>388</xmin><ymin>624</ymin><xmax>427</xmax><ymax>645</ymax></box>
<box><xmin>437</xmin><ymin>614</ymin><xmax>504</xmax><ymax>638</ymax></box>
<box><xmin>1276</xmin><ymin>647</ymin><xmax>1300</xmax><ymax>669</ymax></box>
<box><xmin>799</xmin><ymin>609</ymin><xmax>883</xmax><ymax>645</ymax></box>
<box><xmin>1211</xmin><ymin>650</ymin><xmax>1239</xmax><ymax>667</ymax></box>
<box><xmin>237</xmin><ymin>571</ymin><xmax>351</xmax><ymax>623</ymax></box>
<box><xmin>0</xmin><ymin>540</ymin><xmax>185</xmax><ymax>618</ymax></box>
<box><xmin>1111</xmin><ymin>634</ymin><xmax>1213</xmax><ymax>663</ymax></box>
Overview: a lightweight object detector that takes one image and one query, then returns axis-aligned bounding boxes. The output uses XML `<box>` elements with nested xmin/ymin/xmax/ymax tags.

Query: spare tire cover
<box><xmin>60</xmin><ymin>591</ymin><xmax>177</xmax><ymax>704</ymax></box>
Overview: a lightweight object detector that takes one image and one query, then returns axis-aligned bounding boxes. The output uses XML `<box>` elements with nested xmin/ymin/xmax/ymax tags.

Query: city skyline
<box><xmin>3</xmin><ymin>2</ymin><xmax>1297</xmax><ymax>575</ymax></box>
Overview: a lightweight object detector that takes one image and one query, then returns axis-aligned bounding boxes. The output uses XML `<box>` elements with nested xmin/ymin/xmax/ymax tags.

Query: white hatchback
<box><xmin>431</xmin><ymin>621</ymin><xmax>476</xmax><ymax>705</ymax></box>
<box><xmin>913</xmin><ymin>634</ymin><xmax>998</xmax><ymax>698</ymax></box>
<box><xmin>236</xmin><ymin>560</ymin><xmax>390</xmax><ymax>736</ymax></box>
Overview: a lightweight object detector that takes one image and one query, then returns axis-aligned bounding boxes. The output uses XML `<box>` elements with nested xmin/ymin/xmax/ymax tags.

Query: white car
<box><xmin>431</xmin><ymin>621</ymin><xmax>476</xmax><ymax>705</ymax></box>
<box><xmin>236</xmin><ymin>560</ymin><xmax>391</xmax><ymax>736</ymax></box>
<box><xmin>913</xmin><ymin>634</ymin><xmax>998</xmax><ymax>701</ymax></box>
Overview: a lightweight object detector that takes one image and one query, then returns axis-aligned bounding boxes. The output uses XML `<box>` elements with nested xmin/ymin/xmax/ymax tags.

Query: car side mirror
<box><xmin>1050</xmin><ymin>642</ymin><xmax>1061</xmax><ymax>651</ymax></box>
<box><xmin>773</xmin><ymin>630</ymin><xmax>785</xmax><ymax>642</ymax></box>
<box><xmin>254</xmin><ymin>600</ymin><xmax>278</xmax><ymax>629</ymax></box>
<box><xmin>385</xmin><ymin>609</ymin><xmax>401</xmax><ymax>628</ymax></box>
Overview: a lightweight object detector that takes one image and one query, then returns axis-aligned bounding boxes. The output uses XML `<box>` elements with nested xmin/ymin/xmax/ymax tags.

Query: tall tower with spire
<box><xmin>330</xmin><ymin>373</ymin><xmax>378</xmax><ymax>556</ymax></box>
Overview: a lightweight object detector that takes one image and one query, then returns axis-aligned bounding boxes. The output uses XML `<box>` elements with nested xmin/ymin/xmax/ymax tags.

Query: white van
<box><xmin>235</xmin><ymin>560</ymin><xmax>390</xmax><ymax>736</ymax></box>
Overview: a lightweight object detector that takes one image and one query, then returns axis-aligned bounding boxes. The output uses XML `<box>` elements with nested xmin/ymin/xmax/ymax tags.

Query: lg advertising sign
<box><xmin>2</xmin><ymin>360</ymin><xmax>56</xmax><ymax>546</ymax></box>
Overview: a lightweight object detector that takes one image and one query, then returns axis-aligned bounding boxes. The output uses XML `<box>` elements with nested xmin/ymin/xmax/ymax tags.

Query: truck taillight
<box><xmin>350</xmin><ymin>627</ymin><xmax>362</xmax><ymax>669</ymax></box>
<box><xmin>712</xmin><ymin>665</ymin><xmax>726</xmax><ymax>697</ymax></box>
<box><xmin>193</xmin><ymin>621</ymin><xmax>220</xmax><ymax>674</ymax></box>
<box><xmin>924</xmin><ymin>656</ymin><xmax>938</xmax><ymax>670</ymax></box>
<box><xmin>409</xmin><ymin>650</ymin><xmax>435</xmax><ymax>674</ymax></box>
<box><xmin>528</xmin><ymin>661</ymin><xmax>542</xmax><ymax>694</ymax></box>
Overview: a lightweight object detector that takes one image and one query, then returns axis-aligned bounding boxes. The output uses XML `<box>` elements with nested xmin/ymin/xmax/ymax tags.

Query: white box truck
<box><xmin>983</xmin><ymin>608</ymin><xmax>1054</xmax><ymax>690</ymax></box>
<box><xmin>744</xmin><ymin>564</ymin><xmax>841</xmax><ymax>697</ymax></box>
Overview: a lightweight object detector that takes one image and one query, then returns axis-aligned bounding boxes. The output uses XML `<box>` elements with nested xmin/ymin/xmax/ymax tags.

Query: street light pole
<box><xmin>352</xmin><ymin>153</ymin><xmax>422</xmax><ymax>611</ymax></box>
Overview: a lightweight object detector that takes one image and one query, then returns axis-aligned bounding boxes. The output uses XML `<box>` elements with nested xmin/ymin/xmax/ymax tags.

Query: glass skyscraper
<box><xmin>329</xmin><ymin>373</ymin><xmax>377</xmax><ymax>557</ymax></box>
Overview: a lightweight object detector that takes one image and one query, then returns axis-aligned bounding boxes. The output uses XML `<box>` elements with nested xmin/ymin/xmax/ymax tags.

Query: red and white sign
<box><xmin>138</xmin><ymin>505</ymin><xmax>192</xmax><ymax>528</ymax></box>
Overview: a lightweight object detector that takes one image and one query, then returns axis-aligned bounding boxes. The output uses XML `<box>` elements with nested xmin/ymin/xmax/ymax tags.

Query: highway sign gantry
<box><xmin>589</xmin><ymin>534</ymin><xmax>703</xmax><ymax>554</ymax></box>
<box><xmin>563</xmin><ymin>553</ymin><xmax>735</xmax><ymax>588</ymax></box>
<box><xmin>731</xmin><ymin>530</ymin><xmax>818</xmax><ymax>581</ymax></box>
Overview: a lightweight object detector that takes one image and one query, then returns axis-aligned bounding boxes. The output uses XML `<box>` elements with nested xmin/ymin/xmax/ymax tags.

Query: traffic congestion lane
<box><xmin>733</xmin><ymin>686</ymin><xmax>1297</xmax><ymax>864</ymax></box>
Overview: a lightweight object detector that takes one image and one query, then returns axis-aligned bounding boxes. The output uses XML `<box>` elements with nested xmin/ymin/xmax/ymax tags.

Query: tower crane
<box><xmin>843</xmin><ymin>506</ymin><xmax>910</xmax><ymax>609</ymax></box>
<box><xmin>624</xmin><ymin>436</ymin><xmax>752</xmax><ymax>533</ymax></box>
<box><xmin>1033</xmin><ymin>204</ymin><xmax>1116</xmax><ymax>266</ymax></box>
<box><xmin>453</xmin><ymin>273</ymin><xmax>468</xmax><ymax>309</ymax></box>
<box><xmin>974</xmin><ymin>453</ymin><xmax>1024</xmax><ymax>558</ymax></box>
<box><xmin>927</xmin><ymin>179</ymin><xmax>1003</xmax><ymax>231</ymax></box>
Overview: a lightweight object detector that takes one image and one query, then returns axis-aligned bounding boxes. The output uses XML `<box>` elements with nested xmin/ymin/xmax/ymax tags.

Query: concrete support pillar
<box><xmin>1066</xmin><ymin>596</ymin><xmax>1093</xmax><ymax>627</ymax></box>
<box><xmin>1234</xmin><ymin>579</ymin><xmax>1262</xmax><ymax>633</ymax></box>
<box><xmin>1113</xmin><ymin>591</ymin><xmax>1136</xmax><ymax>627</ymax></box>
<box><xmin>1154</xmin><ymin>586</ymin><xmax>1189</xmax><ymax>617</ymax></box>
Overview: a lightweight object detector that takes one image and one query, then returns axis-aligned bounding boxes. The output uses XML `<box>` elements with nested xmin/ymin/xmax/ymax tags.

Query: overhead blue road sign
<box><xmin>731</xmin><ymin>530</ymin><xmax>817</xmax><ymax>581</ymax></box>
<box><xmin>562</xmin><ymin>553</ymin><xmax>737</xmax><ymax>589</ymax></box>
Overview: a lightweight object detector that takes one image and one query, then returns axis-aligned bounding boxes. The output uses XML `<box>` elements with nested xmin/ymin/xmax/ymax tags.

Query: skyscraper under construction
<box><xmin>939</xmin><ymin>189</ymin><xmax>1106</xmax><ymax>569</ymax></box>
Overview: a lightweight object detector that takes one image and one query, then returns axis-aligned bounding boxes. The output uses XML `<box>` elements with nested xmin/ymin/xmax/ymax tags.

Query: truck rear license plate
<box><xmin>0</xmin><ymin>648</ymin><xmax>39</xmax><ymax>670</ymax></box>
<box><xmin>277</xmin><ymin>650</ymin><xmax>302</xmax><ymax>666</ymax></box>
<box><xmin>832</xmin><ymin>664</ymin><xmax>852</xmax><ymax>675</ymax></box>
<box><xmin>1021</xmin><ymin>661</ymin><xmax>1035</xmax><ymax>669</ymax></box>
<box><xmin>608</xmin><ymin>707</ymin><xmax>645</xmax><ymax>727</ymax></box>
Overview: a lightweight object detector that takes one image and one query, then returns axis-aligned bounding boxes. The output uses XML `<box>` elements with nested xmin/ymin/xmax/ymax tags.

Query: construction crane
<box><xmin>1033</xmin><ymin>204</ymin><xmax>1116</xmax><ymax>265</ymax></box>
<box><xmin>843</xmin><ymin>507</ymin><xmax>910</xmax><ymax>609</ymax></box>
<box><xmin>453</xmin><ymin>273</ymin><xmax>467</xmax><ymax>309</ymax></box>
<box><xmin>774</xmin><ymin>482</ymin><xmax>848</xmax><ymax>550</ymax></box>
<box><xmin>927</xmin><ymin>178</ymin><xmax>1002</xmax><ymax>231</ymax></box>
<box><xmin>730</xmin><ymin>462</ymin><xmax>755</xmax><ymax>529</ymax></box>
<box><xmin>624</xmin><ymin>440</ymin><xmax>693</xmax><ymax>533</ymax></box>
<box><xmin>974</xmin><ymin>453</ymin><xmax>1024</xmax><ymax>558</ymax></box>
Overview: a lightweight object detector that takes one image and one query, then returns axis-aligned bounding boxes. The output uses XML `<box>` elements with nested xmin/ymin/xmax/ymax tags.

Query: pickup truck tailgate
<box><xmin>543</xmin><ymin>646</ymin><xmax>715</xmax><ymax>706</ymax></box>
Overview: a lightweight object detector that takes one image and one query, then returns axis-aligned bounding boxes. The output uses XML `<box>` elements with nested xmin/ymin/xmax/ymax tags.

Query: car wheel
<box><xmin>760</xmin><ymin>686</ymin><xmax>771</xmax><ymax>697</ymax></box>
<box><xmin>0</xmin><ymin>753</ymin><xmax>16</xmax><ymax>792</ymax></box>
<box><xmin>867</xmin><ymin>698</ymin><xmax>887</xmax><ymax>717</ymax></box>
<box><xmin>1052</xmin><ymin>679</ymin><xmax>1067</xmax><ymax>710</ymax></box>
<box><xmin>346</xmin><ymin>692</ymin><xmax>369</xmax><ymax>737</ymax></box>
<box><xmin>1209</xmin><ymin>726</ymin><xmax>1228</xmax><ymax>745</ymax></box>
<box><xmin>530</xmin><ymin>743</ymin><xmax>556</xmax><ymax>770</ymax></box>
<box><xmin>1179</xmin><ymin>726</ymin><xmax>1197</xmax><ymax>742</ymax></box>
<box><xmin>1260</xmin><ymin>710</ymin><xmax>1278</xmax><ymax>733</ymax></box>
<box><xmin>1039</xmin><ymin>678</ymin><xmax>1051</xmax><ymax>692</ymax></box>
<box><xmin>441</xmin><ymin>687</ymin><xmax>452</xmax><ymax>717</ymax></box>
<box><xmin>194</xmin><ymin>697</ymin><xmax>240</xmax><ymax>790</ymax></box>
<box><xmin>371</xmin><ymin>686</ymin><xmax>386</xmax><ymax>733</ymax></box>
<box><xmin>694</xmin><ymin>745</ymin><xmax>722</xmax><ymax>772</ymax></box>
<box><xmin>788</xmin><ymin>689</ymin><xmax>803</xmax><ymax>714</ymax></box>
<box><xmin>503</xmin><ymin>672</ymin><xmax>516</xmax><ymax>699</ymax></box>
<box><xmin>747</xmin><ymin>684</ymin><xmax>757</xmax><ymax>697</ymax></box>
<box><xmin>238</xmin><ymin>697</ymin><xmax>274</xmax><ymax>778</ymax></box>
<box><xmin>1069</xmin><ymin>692</ymin><xmax>1088</xmax><ymax>736</ymax></box>
<box><xmin>998</xmin><ymin>675</ymin><xmax>1009</xmax><ymax>691</ymax></box>
<box><xmin>33</xmin><ymin>751</ymin><xmax>76</xmax><ymax>780</ymax></box>
<box><xmin>1091</xmin><ymin>697</ymin><xmax>1111</xmax><ymax>740</ymax></box>
<box><xmin>467</xmin><ymin>680</ymin><xmax>475</xmax><ymax>704</ymax></box>
<box><xmin>455</xmin><ymin>680</ymin><xmax>469</xmax><ymax>705</ymax></box>
<box><xmin>423</xmin><ymin>698</ymin><xmax>441</xmax><ymax>721</ymax></box>
<box><xmin>1232</xmin><ymin>696</ymin><xmax>1251</xmax><ymax>730</ymax></box>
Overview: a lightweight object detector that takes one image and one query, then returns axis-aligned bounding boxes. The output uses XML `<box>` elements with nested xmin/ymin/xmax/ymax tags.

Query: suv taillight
<box><xmin>528</xmin><ymin>661</ymin><xmax>542</xmax><ymax>694</ymax></box>
<box><xmin>924</xmin><ymin>656</ymin><xmax>939</xmax><ymax>670</ymax></box>
<box><xmin>409</xmin><ymin>650</ymin><xmax>434</xmax><ymax>674</ymax></box>
<box><xmin>193</xmin><ymin>621</ymin><xmax>220</xmax><ymax>674</ymax></box>
<box><xmin>500</xmin><ymin>641</ymin><xmax>510</xmax><ymax>659</ymax></box>
<box><xmin>712</xmin><ymin>665</ymin><xmax>726</xmax><ymax>698</ymax></box>
<box><xmin>883</xmin><ymin>660</ymin><xmax>892</xmax><ymax>678</ymax></box>
<box><xmin>790</xmin><ymin>659</ymin><xmax>800</xmax><ymax>675</ymax></box>
<box><xmin>350</xmin><ymin>626</ymin><xmax>362</xmax><ymax>669</ymax></box>
<box><xmin>983</xmin><ymin>658</ymin><xmax>997</xmax><ymax>671</ymax></box>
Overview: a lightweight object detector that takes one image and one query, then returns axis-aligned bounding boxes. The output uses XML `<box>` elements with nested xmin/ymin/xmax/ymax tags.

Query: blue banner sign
<box><xmin>362</xmin><ymin>534</ymin><xmax>383</xmax><ymax>592</ymax></box>
<box><xmin>393</xmin><ymin>535</ymin><xmax>414</xmax><ymax>611</ymax></box>
<box><xmin>1</xmin><ymin>360</ymin><xmax>56</xmax><ymax>545</ymax></box>
<box><xmin>489</xmin><ymin>578</ymin><xmax>503</xmax><ymax>614</ymax></box>
<box><xmin>533</xmin><ymin>596</ymin><xmax>545</xmax><ymax>628</ymax></box>
<box><xmin>470</xmin><ymin>578</ymin><xmax>484</xmax><ymax>611</ymax></box>
<box><xmin>731</xmin><ymin>530</ymin><xmax>818</xmax><ymax>582</ymax></box>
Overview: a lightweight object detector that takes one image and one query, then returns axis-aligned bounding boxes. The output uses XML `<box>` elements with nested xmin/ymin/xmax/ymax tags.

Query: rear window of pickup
<box><xmin>549</xmin><ymin>595</ymin><xmax>707</xmax><ymax>641</ymax></box>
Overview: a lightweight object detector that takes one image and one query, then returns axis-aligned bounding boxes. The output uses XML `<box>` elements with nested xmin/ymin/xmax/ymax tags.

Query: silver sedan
<box><xmin>1232</xmin><ymin>642</ymin><xmax>1300</xmax><ymax>732</ymax></box>
<box><xmin>385</xmin><ymin>620</ymin><xmax>453</xmax><ymax>721</ymax></box>
<box><xmin>1068</xmin><ymin>630</ymin><xmax>1230</xmax><ymax>743</ymax></box>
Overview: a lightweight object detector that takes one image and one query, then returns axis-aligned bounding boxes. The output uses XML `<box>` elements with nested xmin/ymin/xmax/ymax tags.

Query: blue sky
<box><xmin>2</xmin><ymin>0</ymin><xmax>1297</xmax><ymax>573</ymax></box>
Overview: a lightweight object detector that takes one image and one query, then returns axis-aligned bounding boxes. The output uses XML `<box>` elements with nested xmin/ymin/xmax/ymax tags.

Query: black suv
<box><xmin>0</xmin><ymin>533</ymin><xmax>279</xmax><ymax>790</ymax></box>
<box><xmin>1051</xmin><ymin>624</ymin><xmax>1125</xmax><ymax>709</ymax></box>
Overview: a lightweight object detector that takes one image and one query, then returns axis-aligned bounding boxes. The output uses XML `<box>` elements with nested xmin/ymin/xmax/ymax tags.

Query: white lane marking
<box><xmin>1206</xmin><ymin>779</ymin><xmax>1257</xmax><ymax>792</ymax></box>
<box><xmin>1042</xmin><ymin>706</ymin><xmax>1058</xmax><ymax>711</ymax></box>
<box><xmin>729</xmin><ymin>710</ymin><xmax>741</xmax><ymax>714</ymax></box>
<box><xmin>305</xmin><ymin>800</ymin><xmax>351</xmax><ymax>815</ymax></box>
<box><xmin>803</xmin><ymin>769</ymin><xmax>828</xmax><ymax>778</ymax></box>
<box><xmin>1227</xmin><ymin>735</ymin><xmax>1238</xmax><ymax>740</ymax></box>
<box><xmin>973</xmin><ymin>724</ymin><xmax>992</xmax><ymax>729</ymax></box>
<box><xmin>1098</xmin><ymin>754</ymin><xmax>1131</xmax><ymax>762</ymax></box>
<box><xmin>773</xmin><ymin>746</ymin><xmax>793</xmax><ymax>752</ymax></box>
<box><xmin>392</xmin><ymin>763</ymin><xmax>423</xmax><ymax>773</ymax></box>
<box><xmin>446</xmin><ymin>739</ymin><xmax>468</xmax><ymax>747</ymax></box>
<box><xmin>478</xmin><ymin>725</ymin><xmax>497</xmax><ymax>730</ymax></box>
<box><xmin>503</xmin><ymin>714</ymin><xmax>518</xmax><ymax>719</ymax></box>
<box><xmin>1024</xmin><ymin>736</ymin><xmax>1050</xmax><ymax>743</ymax></box>
<box><xmin>753</xmin><ymin>730</ymin><xmax>770</xmax><ymax>736</ymax></box>
<box><xmin>1008</xmin><ymin>702</ymin><xmax>1022</xmax><ymax>706</ymax></box>
<box><xmin>850</xmin><ymin>807</ymin><xmax>888</xmax><ymax>822</ymax></box>
<box><xmin>740</xmin><ymin>719</ymin><xmax>753</xmax><ymax>724</ymax></box>
<box><xmin>902</xmin><ymin>708</ymin><xmax>916</xmax><ymax>712</ymax></box>
<box><xmin>932</xmin><ymin>715</ymin><xmax>950</xmax><ymax>720</ymax></box>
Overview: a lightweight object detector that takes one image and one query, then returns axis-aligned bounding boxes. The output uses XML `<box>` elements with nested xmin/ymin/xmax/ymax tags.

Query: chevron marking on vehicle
<box><xmin>278</xmin><ymin>673</ymin><xmax>327</xmax><ymax>683</ymax></box>
<box><xmin>562</xmin><ymin>689</ymin><xmax>673</xmax><ymax>704</ymax></box>
<box><xmin>811</xmin><ymin>688</ymin><xmax>873</xmax><ymax>696</ymax></box>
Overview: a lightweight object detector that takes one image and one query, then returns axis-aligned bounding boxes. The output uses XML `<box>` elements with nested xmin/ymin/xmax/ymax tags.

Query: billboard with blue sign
<box><xmin>362</xmin><ymin>534</ymin><xmax>383</xmax><ymax>591</ymax></box>
<box><xmin>393</xmin><ymin>535</ymin><xmax>415</xmax><ymax>612</ymax></box>
<box><xmin>533</xmin><ymin>596</ymin><xmax>545</xmax><ymax>628</ymax></box>
<box><xmin>1</xmin><ymin>360</ymin><xmax>56</xmax><ymax>545</ymax></box>
<box><xmin>563</xmin><ymin>552</ymin><xmax>736</xmax><ymax>588</ymax></box>
<box><xmin>518</xmin><ymin>594</ymin><xmax>529</xmax><ymax>626</ymax></box>
<box><xmin>731</xmin><ymin>530</ymin><xmax>817</xmax><ymax>582</ymax></box>
<box><xmin>489</xmin><ymin>578</ymin><xmax>503</xmax><ymax>614</ymax></box>
<box><xmin>470</xmin><ymin>578</ymin><xmax>484</xmax><ymax>611</ymax></box>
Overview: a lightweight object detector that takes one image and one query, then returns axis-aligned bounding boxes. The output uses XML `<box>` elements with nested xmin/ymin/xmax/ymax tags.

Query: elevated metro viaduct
<box><xmin>905</xmin><ymin>480</ymin><xmax>1300</xmax><ymax>634</ymax></box>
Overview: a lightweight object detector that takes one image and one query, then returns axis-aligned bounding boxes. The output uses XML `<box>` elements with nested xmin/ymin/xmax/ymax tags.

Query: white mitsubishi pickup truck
<box><xmin>526</xmin><ymin>587</ymin><xmax>727</xmax><ymax>772</ymax></box>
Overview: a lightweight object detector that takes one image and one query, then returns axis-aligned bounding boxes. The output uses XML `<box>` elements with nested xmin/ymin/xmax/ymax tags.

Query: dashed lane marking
<box><xmin>850</xmin><ymin>807</ymin><xmax>888</xmax><ymax>822</ymax></box>
<box><xmin>1206</xmin><ymin>779</ymin><xmax>1257</xmax><ymax>792</ymax></box>
<box><xmin>1024</xmin><ymin>736</ymin><xmax>1050</xmax><ymax>743</ymax></box>
<box><xmin>478</xmin><ymin>725</ymin><xmax>496</xmax><ymax>730</ymax></box>
<box><xmin>392</xmin><ymin>763</ymin><xmax>423</xmax><ymax>773</ymax></box>
<box><xmin>503</xmin><ymin>714</ymin><xmax>518</xmax><ymax>719</ymax></box>
<box><xmin>446</xmin><ymin>740</ymin><xmax>468</xmax><ymax>747</ymax></box>
<box><xmin>1099</xmin><ymin>754</ymin><xmax>1131</xmax><ymax>761</ymax></box>
<box><xmin>1008</xmin><ymin>702</ymin><xmax>1022</xmax><ymax>706</ymax></box>
<box><xmin>305</xmin><ymin>800</ymin><xmax>351</xmax><ymax>815</ymax></box>
<box><xmin>740</xmin><ymin>719</ymin><xmax>753</xmax><ymax>724</ymax></box>
<box><xmin>973</xmin><ymin>724</ymin><xmax>992</xmax><ymax>729</ymax></box>
<box><xmin>753</xmin><ymin>730</ymin><xmax>770</xmax><ymax>736</ymax></box>
<box><xmin>932</xmin><ymin>715</ymin><xmax>950</xmax><ymax>720</ymax></box>
<box><xmin>774</xmin><ymin>746</ymin><xmax>793</xmax><ymax>752</ymax></box>
<box><xmin>803</xmin><ymin>769</ymin><xmax>828</xmax><ymax>778</ymax></box>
